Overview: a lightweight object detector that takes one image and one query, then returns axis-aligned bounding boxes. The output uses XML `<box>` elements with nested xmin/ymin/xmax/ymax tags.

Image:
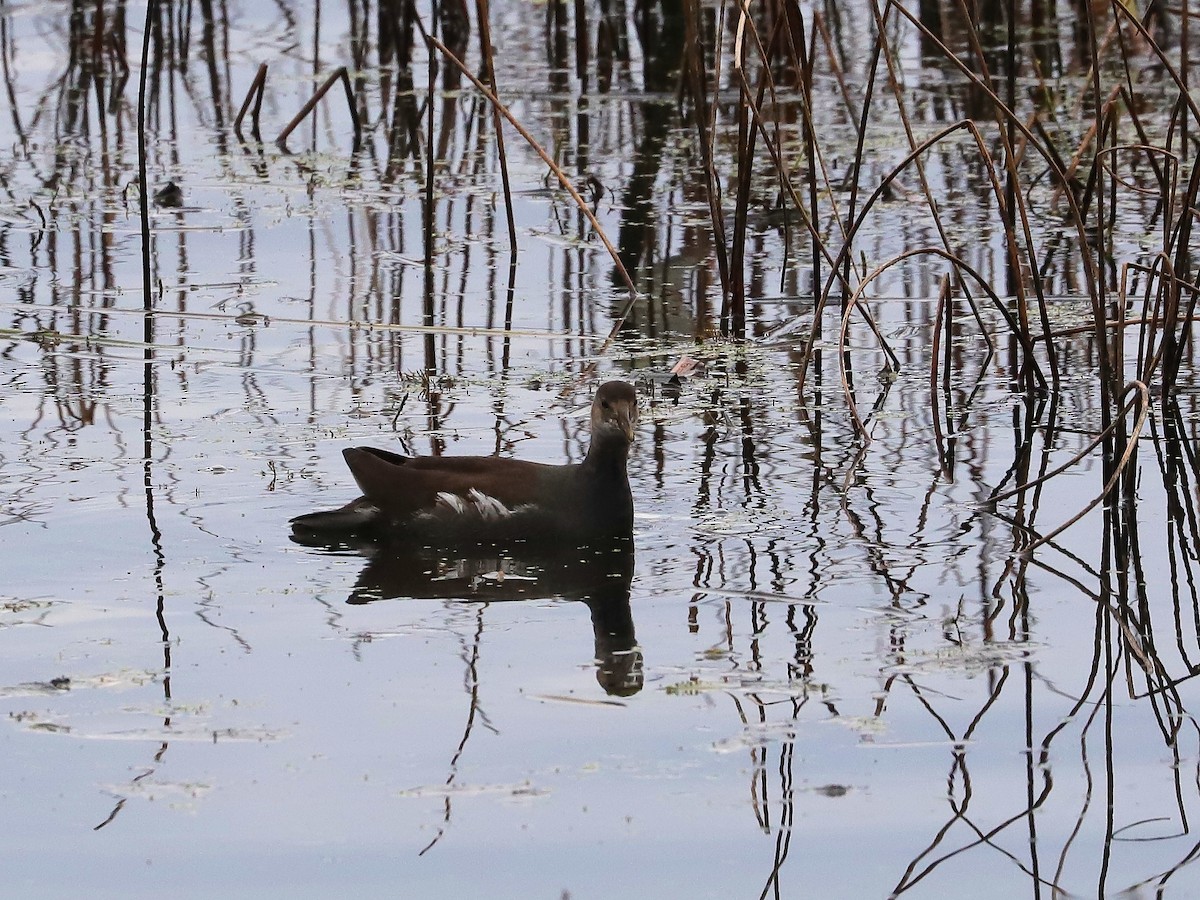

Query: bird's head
<box><xmin>592</xmin><ymin>381</ymin><xmax>639</xmax><ymax>444</ymax></box>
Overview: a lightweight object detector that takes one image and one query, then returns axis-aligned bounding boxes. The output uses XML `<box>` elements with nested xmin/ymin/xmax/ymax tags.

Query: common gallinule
<box><xmin>154</xmin><ymin>181</ymin><xmax>183</xmax><ymax>208</ymax></box>
<box><xmin>290</xmin><ymin>380</ymin><xmax>639</xmax><ymax>545</ymax></box>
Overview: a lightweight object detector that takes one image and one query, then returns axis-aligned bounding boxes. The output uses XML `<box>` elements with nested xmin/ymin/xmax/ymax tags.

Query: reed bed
<box><xmin>28</xmin><ymin>2</ymin><xmax>1199</xmax><ymax>562</ymax></box>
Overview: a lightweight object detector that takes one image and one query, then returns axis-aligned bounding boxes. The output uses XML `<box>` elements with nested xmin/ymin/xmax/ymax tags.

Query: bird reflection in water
<box><xmin>293</xmin><ymin>532</ymin><xmax>643</xmax><ymax>697</ymax></box>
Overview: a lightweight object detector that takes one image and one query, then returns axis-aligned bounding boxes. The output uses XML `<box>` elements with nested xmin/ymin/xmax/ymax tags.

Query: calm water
<box><xmin>2</xmin><ymin>2</ymin><xmax>1199</xmax><ymax>897</ymax></box>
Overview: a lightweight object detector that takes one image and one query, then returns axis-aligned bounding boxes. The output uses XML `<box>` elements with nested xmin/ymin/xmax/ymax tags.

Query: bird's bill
<box><xmin>616</xmin><ymin>404</ymin><xmax>637</xmax><ymax>442</ymax></box>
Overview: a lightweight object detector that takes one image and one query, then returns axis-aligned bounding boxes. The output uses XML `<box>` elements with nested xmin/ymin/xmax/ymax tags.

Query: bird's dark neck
<box><xmin>582</xmin><ymin>433</ymin><xmax>630</xmax><ymax>477</ymax></box>
<box><xmin>577</xmin><ymin>434</ymin><xmax>634</xmax><ymax>534</ymax></box>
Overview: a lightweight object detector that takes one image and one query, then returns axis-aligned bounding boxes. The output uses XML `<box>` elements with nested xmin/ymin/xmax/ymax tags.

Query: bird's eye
<box><xmin>601</xmin><ymin>400</ymin><xmax>609</xmax><ymax>409</ymax></box>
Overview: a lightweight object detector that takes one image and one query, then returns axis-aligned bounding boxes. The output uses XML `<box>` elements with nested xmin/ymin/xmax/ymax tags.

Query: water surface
<box><xmin>1</xmin><ymin>3</ymin><xmax>1198</xmax><ymax>898</ymax></box>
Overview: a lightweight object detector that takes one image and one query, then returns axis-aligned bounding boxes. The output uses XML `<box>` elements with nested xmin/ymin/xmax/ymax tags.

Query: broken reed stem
<box><xmin>1011</xmin><ymin>382</ymin><xmax>1150</xmax><ymax>556</ymax></box>
<box><xmin>989</xmin><ymin>383</ymin><xmax>1147</xmax><ymax>508</ymax></box>
<box><xmin>814</xmin><ymin>120</ymin><xmax>1034</xmax><ymax>379</ymax></box>
<box><xmin>1165</xmin><ymin>154</ymin><xmax>1200</xmax><ymax>389</ymax></box>
<box><xmin>137</xmin><ymin>0</ymin><xmax>157</xmax><ymax>506</ymax></box>
<box><xmin>727</xmin><ymin>0</ymin><xmax>762</xmax><ymax>337</ymax></box>
<box><xmin>797</xmin><ymin>9</ymin><xmax>820</xmax><ymax>302</ymax></box>
<box><xmin>1003</xmin><ymin>0</ymin><xmax>1017</xmax><ymax>304</ymax></box>
<box><xmin>423</xmin><ymin>6</ymin><xmax>438</xmax><ymax>366</ymax></box>
<box><xmin>1134</xmin><ymin>255</ymin><xmax>1172</xmax><ymax>386</ymax></box>
<box><xmin>1039</xmin><ymin>311</ymin><xmax>1200</xmax><ymax>343</ymax></box>
<box><xmin>340</xmin><ymin>67</ymin><xmax>362</xmax><ymax>152</ymax></box>
<box><xmin>137</xmin><ymin>5</ymin><xmax>154</xmax><ymax>329</ymax></box>
<box><xmin>929</xmin><ymin>275</ymin><xmax>950</xmax><ymax>474</ymax></box>
<box><xmin>707</xmin><ymin>0</ymin><xmax>727</xmax><ymax>173</ymax></box>
<box><xmin>942</xmin><ymin>276</ymin><xmax>953</xmax><ymax>395</ymax></box>
<box><xmin>813</xmin><ymin>117</ymin><xmax>1055</xmax><ymax>389</ymax></box>
<box><xmin>727</xmin><ymin>2</ymin><xmax>810</xmax><ymax>335</ymax></box>
<box><xmin>891</xmin><ymin>0</ymin><xmax>1058</xmax><ymax>391</ymax></box>
<box><xmin>727</xmin><ymin>86</ymin><xmax>749</xmax><ymax>336</ymax></box>
<box><xmin>795</xmin><ymin>4</ymin><xmax>884</xmax><ymax>401</ymax></box>
<box><xmin>812</xmin><ymin>10</ymin><xmax>859</xmax><ymax>126</ymax></box>
<box><xmin>1084</xmin><ymin>3</ymin><xmax>1121</xmax><ymax>440</ymax></box>
<box><xmin>474</xmin><ymin>0</ymin><xmax>517</xmax><ymax>258</ymax></box>
<box><xmin>726</xmin><ymin>0</ymin><xmax>902</xmax><ymax>380</ymax></box>
<box><xmin>275</xmin><ymin>66</ymin><xmax>362</xmax><ymax>151</ymax></box>
<box><xmin>772</xmin><ymin>2</ymin><xmax>808</xmax><ymax>289</ymax></box>
<box><xmin>683</xmin><ymin>0</ymin><xmax>731</xmax><ymax>308</ymax></box>
<box><xmin>839</xmin><ymin>246</ymin><xmax>1040</xmax><ymax>443</ymax></box>
<box><xmin>949</xmin><ymin>0</ymin><xmax>1058</xmax><ymax>391</ymax></box>
<box><xmin>234</xmin><ymin>62</ymin><xmax>267</xmax><ymax>139</ymax></box>
<box><xmin>888</xmin><ymin>1</ymin><xmax>1103</xmax><ymax>349</ymax></box>
<box><xmin>420</xmin><ymin>32</ymin><xmax>638</xmax><ymax>309</ymax></box>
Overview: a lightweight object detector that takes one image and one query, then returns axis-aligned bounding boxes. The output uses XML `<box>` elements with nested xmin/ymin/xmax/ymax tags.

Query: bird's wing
<box><xmin>343</xmin><ymin>447</ymin><xmax>566</xmax><ymax>517</ymax></box>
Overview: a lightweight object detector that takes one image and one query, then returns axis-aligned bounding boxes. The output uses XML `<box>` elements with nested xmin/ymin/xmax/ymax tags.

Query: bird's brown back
<box><xmin>344</xmin><ymin>447</ymin><xmax>572</xmax><ymax>519</ymax></box>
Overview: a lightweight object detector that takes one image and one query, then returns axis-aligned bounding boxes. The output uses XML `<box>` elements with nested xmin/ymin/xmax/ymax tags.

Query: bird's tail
<box><xmin>289</xmin><ymin>498</ymin><xmax>382</xmax><ymax>541</ymax></box>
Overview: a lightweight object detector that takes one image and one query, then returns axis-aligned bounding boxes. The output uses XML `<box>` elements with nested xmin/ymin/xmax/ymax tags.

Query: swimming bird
<box><xmin>154</xmin><ymin>181</ymin><xmax>184</xmax><ymax>208</ymax></box>
<box><xmin>290</xmin><ymin>380</ymin><xmax>639</xmax><ymax>545</ymax></box>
